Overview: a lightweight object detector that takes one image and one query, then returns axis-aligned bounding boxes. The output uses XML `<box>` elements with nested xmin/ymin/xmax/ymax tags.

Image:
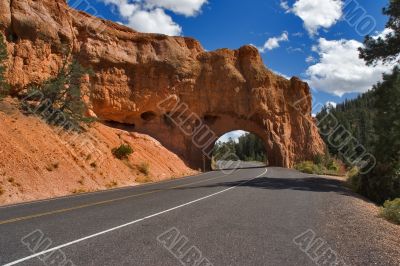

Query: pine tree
<box><xmin>357</xmin><ymin>68</ymin><xmax>400</xmax><ymax>203</ymax></box>
<box><xmin>374</xmin><ymin>67</ymin><xmax>400</xmax><ymax>166</ymax></box>
<box><xmin>359</xmin><ymin>0</ymin><xmax>400</xmax><ymax>65</ymax></box>
<box><xmin>212</xmin><ymin>133</ymin><xmax>267</xmax><ymax>163</ymax></box>
<box><xmin>0</xmin><ymin>33</ymin><xmax>9</xmax><ymax>99</ymax></box>
<box><xmin>25</xmin><ymin>55</ymin><xmax>94</xmax><ymax>129</ymax></box>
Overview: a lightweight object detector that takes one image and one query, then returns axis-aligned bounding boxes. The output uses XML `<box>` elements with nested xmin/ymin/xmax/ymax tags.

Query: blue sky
<box><xmin>69</xmin><ymin>0</ymin><xmax>393</xmax><ymax>141</ymax></box>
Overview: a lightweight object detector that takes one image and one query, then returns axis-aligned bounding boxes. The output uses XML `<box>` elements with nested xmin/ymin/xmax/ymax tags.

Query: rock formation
<box><xmin>0</xmin><ymin>98</ymin><xmax>197</xmax><ymax>206</ymax></box>
<box><xmin>0</xmin><ymin>0</ymin><xmax>325</xmax><ymax>169</ymax></box>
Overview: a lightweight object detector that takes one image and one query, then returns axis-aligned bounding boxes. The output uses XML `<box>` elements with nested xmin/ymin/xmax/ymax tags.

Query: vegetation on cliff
<box><xmin>112</xmin><ymin>144</ymin><xmax>134</xmax><ymax>160</ymax></box>
<box><xmin>23</xmin><ymin>54</ymin><xmax>94</xmax><ymax>130</ymax></box>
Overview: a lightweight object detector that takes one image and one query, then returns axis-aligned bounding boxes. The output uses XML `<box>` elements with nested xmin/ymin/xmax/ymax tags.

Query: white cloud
<box><xmin>293</xmin><ymin>32</ymin><xmax>304</xmax><ymax>37</ymax></box>
<box><xmin>273</xmin><ymin>70</ymin><xmax>291</xmax><ymax>80</ymax></box>
<box><xmin>145</xmin><ymin>0</ymin><xmax>207</xmax><ymax>16</ymax></box>
<box><xmin>305</xmin><ymin>55</ymin><xmax>315</xmax><ymax>63</ymax></box>
<box><xmin>373</xmin><ymin>28</ymin><xmax>394</xmax><ymax>40</ymax></box>
<box><xmin>126</xmin><ymin>8</ymin><xmax>182</xmax><ymax>36</ymax></box>
<box><xmin>280</xmin><ymin>1</ymin><xmax>290</xmax><ymax>12</ymax></box>
<box><xmin>287</xmin><ymin>47</ymin><xmax>303</xmax><ymax>53</ymax></box>
<box><xmin>99</xmin><ymin>0</ymin><xmax>207</xmax><ymax>36</ymax></box>
<box><xmin>101</xmin><ymin>0</ymin><xmax>137</xmax><ymax>17</ymax></box>
<box><xmin>325</xmin><ymin>101</ymin><xmax>337</xmax><ymax>108</ymax></box>
<box><xmin>306</xmin><ymin>35</ymin><xmax>395</xmax><ymax>96</ymax></box>
<box><xmin>218</xmin><ymin>130</ymin><xmax>247</xmax><ymax>143</ymax></box>
<box><xmin>292</xmin><ymin>0</ymin><xmax>343</xmax><ymax>35</ymax></box>
<box><xmin>258</xmin><ymin>31</ymin><xmax>289</xmax><ymax>53</ymax></box>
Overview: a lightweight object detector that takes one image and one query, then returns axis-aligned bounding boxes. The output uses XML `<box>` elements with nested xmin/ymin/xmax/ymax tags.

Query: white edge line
<box><xmin>4</xmin><ymin>168</ymin><xmax>268</xmax><ymax>266</ymax></box>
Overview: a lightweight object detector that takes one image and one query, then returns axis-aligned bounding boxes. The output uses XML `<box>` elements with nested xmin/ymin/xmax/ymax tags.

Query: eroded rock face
<box><xmin>0</xmin><ymin>0</ymin><xmax>325</xmax><ymax>169</ymax></box>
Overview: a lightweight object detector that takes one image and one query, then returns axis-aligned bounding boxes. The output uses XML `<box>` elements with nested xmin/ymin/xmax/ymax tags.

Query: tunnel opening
<box><xmin>211</xmin><ymin>130</ymin><xmax>268</xmax><ymax>170</ymax></box>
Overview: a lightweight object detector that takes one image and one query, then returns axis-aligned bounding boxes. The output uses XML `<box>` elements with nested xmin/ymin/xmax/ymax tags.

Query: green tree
<box><xmin>350</xmin><ymin>69</ymin><xmax>399</xmax><ymax>203</ymax></box>
<box><xmin>374</xmin><ymin>67</ymin><xmax>400</xmax><ymax>164</ymax></box>
<box><xmin>359</xmin><ymin>0</ymin><xmax>400</xmax><ymax>65</ymax></box>
<box><xmin>0</xmin><ymin>33</ymin><xmax>9</xmax><ymax>99</ymax></box>
<box><xmin>212</xmin><ymin>133</ymin><xmax>267</xmax><ymax>163</ymax></box>
<box><xmin>25</xmin><ymin>56</ymin><xmax>94</xmax><ymax>129</ymax></box>
<box><xmin>355</xmin><ymin>0</ymin><xmax>400</xmax><ymax>203</ymax></box>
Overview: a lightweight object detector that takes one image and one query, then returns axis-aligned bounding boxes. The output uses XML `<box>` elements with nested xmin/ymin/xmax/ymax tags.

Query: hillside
<box><xmin>0</xmin><ymin>98</ymin><xmax>196</xmax><ymax>206</ymax></box>
<box><xmin>316</xmin><ymin>68</ymin><xmax>400</xmax><ymax>203</ymax></box>
<box><xmin>317</xmin><ymin>90</ymin><xmax>377</xmax><ymax>156</ymax></box>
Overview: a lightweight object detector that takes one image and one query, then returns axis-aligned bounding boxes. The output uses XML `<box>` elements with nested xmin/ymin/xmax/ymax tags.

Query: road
<box><xmin>0</xmin><ymin>167</ymin><xmax>399</xmax><ymax>265</ymax></box>
<box><xmin>214</xmin><ymin>160</ymin><xmax>266</xmax><ymax>170</ymax></box>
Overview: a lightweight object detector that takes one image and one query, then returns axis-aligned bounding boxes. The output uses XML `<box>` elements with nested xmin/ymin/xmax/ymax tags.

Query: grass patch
<box><xmin>112</xmin><ymin>144</ymin><xmax>133</xmax><ymax>160</ymax></box>
<box><xmin>77</xmin><ymin>177</ymin><xmax>85</xmax><ymax>185</ymax></box>
<box><xmin>135</xmin><ymin>175</ymin><xmax>152</xmax><ymax>183</ymax></box>
<box><xmin>295</xmin><ymin>161</ymin><xmax>320</xmax><ymax>174</ymax></box>
<box><xmin>105</xmin><ymin>181</ymin><xmax>118</xmax><ymax>189</ymax></box>
<box><xmin>137</xmin><ymin>162</ymin><xmax>150</xmax><ymax>176</ymax></box>
<box><xmin>295</xmin><ymin>154</ymin><xmax>344</xmax><ymax>176</ymax></box>
<box><xmin>71</xmin><ymin>188</ymin><xmax>88</xmax><ymax>194</ymax></box>
<box><xmin>379</xmin><ymin>198</ymin><xmax>400</xmax><ymax>225</ymax></box>
<box><xmin>345</xmin><ymin>166</ymin><xmax>360</xmax><ymax>191</ymax></box>
<box><xmin>46</xmin><ymin>162</ymin><xmax>59</xmax><ymax>172</ymax></box>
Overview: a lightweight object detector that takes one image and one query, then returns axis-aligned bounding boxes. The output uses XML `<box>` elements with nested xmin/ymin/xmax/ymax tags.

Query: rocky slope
<box><xmin>0</xmin><ymin>0</ymin><xmax>325</xmax><ymax>170</ymax></box>
<box><xmin>0</xmin><ymin>98</ymin><xmax>196</xmax><ymax>206</ymax></box>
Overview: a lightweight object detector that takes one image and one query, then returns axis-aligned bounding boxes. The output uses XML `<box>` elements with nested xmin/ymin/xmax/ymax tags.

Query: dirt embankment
<box><xmin>0</xmin><ymin>98</ymin><xmax>197</xmax><ymax>206</ymax></box>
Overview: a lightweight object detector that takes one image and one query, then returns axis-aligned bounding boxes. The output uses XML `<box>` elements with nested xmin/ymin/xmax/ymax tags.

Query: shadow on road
<box><xmin>176</xmin><ymin>176</ymin><xmax>361</xmax><ymax>198</ymax></box>
<box><xmin>212</xmin><ymin>165</ymin><xmax>267</xmax><ymax>171</ymax></box>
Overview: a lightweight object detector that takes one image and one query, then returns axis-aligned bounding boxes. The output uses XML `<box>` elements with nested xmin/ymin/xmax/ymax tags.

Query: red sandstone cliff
<box><xmin>0</xmin><ymin>98</ymin><xmax>197</xmax><ymax>205</ymax></box>
<box><xmin>0</xmin><ymin>0</ymin><xmax>325</xmax><ymax>169</ymax></box>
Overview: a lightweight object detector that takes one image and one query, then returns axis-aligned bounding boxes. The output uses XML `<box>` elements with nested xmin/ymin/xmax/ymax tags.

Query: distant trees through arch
<box><xmin>212</xmin><ymin>131</ymin><xmax>267</xmax><ymax>165</ymax></box>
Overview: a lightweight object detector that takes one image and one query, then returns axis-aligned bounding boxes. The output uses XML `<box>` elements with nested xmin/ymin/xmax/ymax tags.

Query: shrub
<box><xmin>71</xmin><ymin>188</ymin><xmax>88</xmax><ymax>194</ymax></box>
<box><xmin>327</xmin><ymin>159</ymin><xmax>340</xmax><ymax>172</ymax></box>
<box><xmin>380</xmin><ymin>198</ymin><xmax>400</xmax><ymax>224</ymax></box>
<box><xmin>295</xmin><ymin>161</ymin><xmax>322</xmax><ymax>174</ymax></box>
<box><xmin>112</xmin><ymin>144</ymin><xmax>133</xmax><ymax>159</ymax></box>
<box><xmin>105</xmin><ymin>181</ymin><xmax>118</xmax><ymax>189</ymax></box>
<box><xmin>136</xmin><ymin>175</ymin><xmax>152</xmax><ymax>183</ymax></box>
<box><xmin>346</xmin><ymin>167</ymin><xmax>360</xmax><ymax>190</ymax></box>
<box><xmin>46</xmin><ymin>162</ymin><xmax>59</xmax><ymax>172</ymax></box>
<box><xmin>295</xmin><ymin>156</ymin><xmax>344</xmax><ymax>176</ymax></box>
<box><xmin>347</xmin><ymin>166</ymin><xmax>359</xmax><ymax>179</ymax></box>
<box><xmin>138</xmin><ymin>162</ymin><xmax>150</xmax><ymax>176</ymax></box>
<box><xmin>211</xmin><ymin>157</ymin><xmax>217</xmax><ymax>170</ymax></box>
<box><xmin>351</xmin><ymin>163</ymin><xmax>400</xmax><ymax>204</ymax></box>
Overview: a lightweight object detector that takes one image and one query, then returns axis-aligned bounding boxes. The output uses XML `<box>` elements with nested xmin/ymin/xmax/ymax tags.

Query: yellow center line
<box><xmin>0</xmin><ymin>174</ymin><xmax>228</xmax><ymax>225</ymax></box>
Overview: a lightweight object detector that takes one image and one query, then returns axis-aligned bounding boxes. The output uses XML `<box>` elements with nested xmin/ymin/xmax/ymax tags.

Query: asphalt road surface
<box><xmin>0</xmin><ymin>167</ymin><xmax>398</xmax><ymax>265</ymax></box>
<box><xmin>215</xmin><ymin>160</ymin><xmax>266</xmax><ymax>170</ymax></box>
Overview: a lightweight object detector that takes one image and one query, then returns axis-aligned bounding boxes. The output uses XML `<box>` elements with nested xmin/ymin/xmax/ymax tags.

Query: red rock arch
<box><xmin>0</xmin><ymin>0</ymin><xmax>326</xmax><ymax>171</ymax></box>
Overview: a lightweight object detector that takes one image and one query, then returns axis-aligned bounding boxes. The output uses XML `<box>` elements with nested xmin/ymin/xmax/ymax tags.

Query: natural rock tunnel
<box><xmin>0</xmin><ymin>0</ymin><xmax>326</xmax><ymax>170</ymax></box>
